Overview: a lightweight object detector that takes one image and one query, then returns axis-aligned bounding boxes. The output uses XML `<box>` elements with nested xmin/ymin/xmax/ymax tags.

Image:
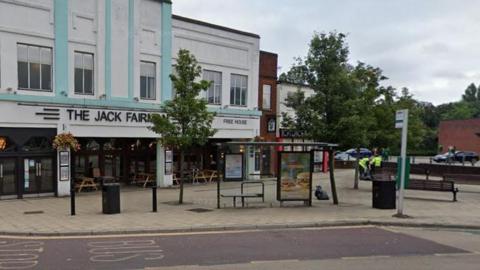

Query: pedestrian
<box><xmin>359</xmin><ymin>156</ymin><xmax>371</xmax><ymax>180</ymax></box>
<box><xmin>370</xmin><ymin>153</ymin><xmax>383</xmax><ymax>179</ymax></box>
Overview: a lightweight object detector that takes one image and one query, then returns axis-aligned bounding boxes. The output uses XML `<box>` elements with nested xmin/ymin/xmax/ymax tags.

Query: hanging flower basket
<box><xmin>53</xmin><ymin>132</ymin><xmax>81</xmax><ymax>152</ymax></box>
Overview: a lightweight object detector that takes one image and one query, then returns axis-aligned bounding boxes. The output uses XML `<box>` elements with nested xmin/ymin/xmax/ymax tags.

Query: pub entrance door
<box><xmin>22</xmin><ymin>156</ymin><xmax>55</xmax><ymax>196</ymax></box>
<box><xmin>0</xmin><ymin>158</ymin><xmax>17</xmax><ymax>198</ymax></box>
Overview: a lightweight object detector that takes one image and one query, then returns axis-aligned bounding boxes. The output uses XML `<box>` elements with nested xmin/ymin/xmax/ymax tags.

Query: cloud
<box><xmin>172</xmin><ymin>0</ymin><xmax>480</xmax><ymax>105</ymax></box>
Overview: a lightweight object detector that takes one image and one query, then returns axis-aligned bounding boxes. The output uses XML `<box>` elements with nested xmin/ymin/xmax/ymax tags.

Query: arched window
<box><xmin>21</xmin><ymin>136</ymin><xmax>52</xmax><ymax>152</ymax></box>
<box><xmin>86</xmin><ymin>140</ymin><xmax>100</xmax><ymax>151</ymax></box>
<box><xmin>103</xmin><ymin>139</ymin><xmax>122</xmax><ymax>151</ymax></box>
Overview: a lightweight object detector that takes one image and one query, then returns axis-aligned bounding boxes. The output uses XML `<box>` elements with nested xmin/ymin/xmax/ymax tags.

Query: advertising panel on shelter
<box><xmin>277</xmin><ymin>151</ymin><xmax>312</xmax><ymax>202</ymax></box>
<box><xmin>224</xmin><ymin>153</ymin><xmax>244</xmax><ymax>181</ymax></box>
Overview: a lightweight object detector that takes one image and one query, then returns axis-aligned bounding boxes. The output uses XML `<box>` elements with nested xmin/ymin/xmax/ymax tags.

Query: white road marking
<box><xmin>0</xmin><ymin>225</ymin><xmax>375</xmax><ymax>240</ymax></box>
<box><xmin>341</xmin><ymin>255</ymin><xmax>391</xmax><ymax>260</ymax></box>
<box><xmin>0</xmin><ymin>241</ymin><xmax>44</xmax><ymax>269</ymax></box>
<box><xmin>88</xmin><ymin>240</ymin><xmax>164</xmax><ymax>263</ymax></box>
<box><xmin>251</xmin><ymin>259</ymin><xmax>300</xmax><ymax>264</ymax></box>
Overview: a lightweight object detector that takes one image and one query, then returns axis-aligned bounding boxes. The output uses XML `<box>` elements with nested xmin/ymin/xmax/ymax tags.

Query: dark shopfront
<box><xmin>73</xmin><ymin>138</ymin><xmax>227</xmax><ymax>184</ymax></box>
<box><xmin>0</xmin><ymin>128</ymin><xmax>57</xmax><ymax>199</ymax></box>
<box><xmin>72</xmin><ymin>138</ymin><xmax>157</xmax><ymax>184</ymax></box>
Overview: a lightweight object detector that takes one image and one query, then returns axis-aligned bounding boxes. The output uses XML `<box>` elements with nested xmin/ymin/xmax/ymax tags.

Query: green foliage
<box><xmin>149</xmin><ymin>49</ymin><xmax>216</xmax><ymax>150</ymax></box>
<box><xmin>462</xmin><ymin>83</ymin><xmax>479</xmax><ymax>102</ymax></box>
<box><xmin>440</xmin><ymin>101</ymin><xmax>478</xmax><ymax>120</ymax></box>
<box><xmin>282</xmin><ymin>32</ymin><xmax>480</xmax><ymax>155</ymax></box>
<box><xmin>149</xmin><ymin>49</ymin><xmax>216</xmax><ymax>204</ymax></box>
<box><xmin>281</xmin><ymin>32</ymin><xmax>431</xmax><ymax>153</ymax></box>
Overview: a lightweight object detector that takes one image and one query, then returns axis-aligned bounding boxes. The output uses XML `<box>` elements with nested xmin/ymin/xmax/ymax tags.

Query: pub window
<box><xmin>0</xmin><ymin>136</ymin><xmax>16</xmax><ymax>152</ymax></box>
<box><xmin>203</xmin><ymin>70</ymin><xmax>222</xmax><ymax>105</ymax></box>
<box><xmin>21</xmin><ymin>136</ymin><xmax>52</xmax><ymax>152</ymax></box>
<box><xmin>86</xmin><ymin>140</ymin><xmax>100</xmax><ymax>151</ymax></box>
<box><xmin>262</xmin><ymin>84</ymin><xmax>271</xmax><ymax>110</ymax></box>
<box><xmin>17</xmin><ymin>44</ymin><xmax>52</xmax><ymax>91</ymax></box>
<box><xmin>103</xmin><ymin>139</ymin><xmax>122</xmax><ymax>151</ymax></box>
<box><xmin>254</xmin><ymin>152</ymin><xmax>260</xmax><ymax>171</ymax></box>
<box><xmin>140</xmin><ymin>61</ymin><xmax>156</xmax><ymax>100</ymax></box>
<box><xmin>230</xmin><ymin>74</ymin><xmax>247</xmax><ymax>106</ymax></box>
<box><xmin>74</xmin><ymin>52</ymin><xmax>94</xmax><ymax>95</ymax></box>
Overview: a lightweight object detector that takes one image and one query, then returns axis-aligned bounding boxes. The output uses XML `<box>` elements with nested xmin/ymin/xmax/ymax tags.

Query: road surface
<box><xmin>0</xmin><ymin>226</ymin><xmax>479</xmax><ymax>270</ymax></box>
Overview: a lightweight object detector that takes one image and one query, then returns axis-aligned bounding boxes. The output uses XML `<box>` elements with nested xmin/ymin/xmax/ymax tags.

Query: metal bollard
<box><xmin>152</xmin><ymin>186</ymin><xmax>157</xmax><ymax>212</ymax></box>
<box><xmin>70</xmin><ymin>186</ymin><xmax>76</xmax><ymax>216</ymax></box>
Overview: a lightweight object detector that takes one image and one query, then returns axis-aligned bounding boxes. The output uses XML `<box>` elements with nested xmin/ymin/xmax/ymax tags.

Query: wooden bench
<box><xmin>406</xmin><ymin>179</ymin><xmax>458</xmax><ymax>201</ymax></box>
<box><xmin>443</xmin><ymin>174</ymin><xmax>480</xmax><ymax>186</ymax></box>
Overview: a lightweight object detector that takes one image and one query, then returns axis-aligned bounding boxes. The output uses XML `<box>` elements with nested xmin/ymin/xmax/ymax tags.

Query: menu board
<box><xmin>277</xmin><ymin>152</ymin><xmax>312</xmax><ymax>202</ymax></box>
<box><xmin>60</xmin><ymin>151</ymin><xmax>70</xmax><ymax>166</ymax></box>
<box><xmin>224</xmin><ymin>153</ymin><xmax>244</xmax><ymax>181</ymax></box>
<box><xmin>164</xmin><ymin>150</ymin><xmax>173</xmax><ymax>175</ymax></box>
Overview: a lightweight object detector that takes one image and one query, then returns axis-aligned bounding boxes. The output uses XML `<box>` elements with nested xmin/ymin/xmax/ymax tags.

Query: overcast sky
<box><xmin>173</xmin><ymin>0</ymin><xmax>480</xmax><ymax>105</ymax></box>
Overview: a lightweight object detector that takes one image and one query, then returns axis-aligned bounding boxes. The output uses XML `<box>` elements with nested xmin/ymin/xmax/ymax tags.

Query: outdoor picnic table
<box><xmin>75</xmin><ymin>177</ymin><xmax>98</xmax><ymax>192</ymax></box>
<box><xmin>133</xmin><ymin>173</ymin><xmax>155</xmax><ymax>188</ymax></box>
<box><xmin>193</xmin><ymin>169</ymin><xmax>220</xmax><ymax>184</ymax></box>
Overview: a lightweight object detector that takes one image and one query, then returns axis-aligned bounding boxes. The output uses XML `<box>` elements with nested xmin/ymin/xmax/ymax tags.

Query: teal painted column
<box><xmin>54</xmin><ymin>0</ymin><xmax>68</xmax><ymax>97</ymax></box>
<box><xmin>104</xmin><ymin>0</ymin><xmax>112</xmax><ymax>99</ymax></box>
<box><xmin>128</xmin><ymin>0</ymin><xmax>135</xmax><ymax>99</ymax></box>
<box><xmin>160</xmin><ymin>1</ymin><xmax>172</xmax><ymax>101</ymax></box>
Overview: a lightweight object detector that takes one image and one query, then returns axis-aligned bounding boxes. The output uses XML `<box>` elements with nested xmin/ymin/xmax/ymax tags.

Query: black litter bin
<box><xmin>102</xmin><ymin>183</ymin><xmax>120</xmax><ymax>214</ymax></box>
<box><xmin>372</xmin><ymin>179</ymin><xmax>396</xmax><ymax>209</ymax></box>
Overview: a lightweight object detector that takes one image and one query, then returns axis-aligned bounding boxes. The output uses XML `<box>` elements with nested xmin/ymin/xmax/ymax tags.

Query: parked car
<box><xmin>433</xmin><ymin>151</ymin><xmax>479</xmax><ymax>164</ymax></box>
<box><xmin>345</xmin><ymin>148</ymin><xmax>373</xmax><ymax>159</ymax></box>
<box><xmin>334</xmin><ymin>151</ymin><xmax>351</xmax><ymax>161</ymax></box>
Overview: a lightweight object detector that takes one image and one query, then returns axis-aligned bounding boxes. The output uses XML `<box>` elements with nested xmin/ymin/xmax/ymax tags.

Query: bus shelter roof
<box><xmin>218</xmin><ymin>141</ymin><xmax>338</xmax><ymax>149</ymax></box>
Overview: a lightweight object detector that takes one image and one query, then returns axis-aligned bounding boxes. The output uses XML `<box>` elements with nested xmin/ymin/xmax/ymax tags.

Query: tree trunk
<box><xmin>179</xmin><ymin>149</ymin><xmax>184</xmax><ymax>204</ymax></box>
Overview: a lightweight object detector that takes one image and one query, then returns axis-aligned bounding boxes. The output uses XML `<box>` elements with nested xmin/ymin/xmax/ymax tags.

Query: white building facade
<box><xmin>276</xmin><ymin>81</ymin><xmax>314</xmax><ymax>149</ymax></box>
<box><xmin>0</xmin><ymin>0</ymin><xmax>260</xmax><ymax>199</ymax></box>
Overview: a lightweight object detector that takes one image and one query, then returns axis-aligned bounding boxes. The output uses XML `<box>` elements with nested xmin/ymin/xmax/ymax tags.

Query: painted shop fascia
<box><xmin>0</xmin><ymin>0</ymin><xmax>261</xmax><ymax>199</ymax></box>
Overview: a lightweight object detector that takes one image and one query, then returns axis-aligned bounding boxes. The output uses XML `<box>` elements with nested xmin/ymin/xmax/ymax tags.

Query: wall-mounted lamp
<box><xmin>133</xmin><ymin>97</ymin><xmax>139</xmax><ymax>102</ymax></box>
<box><xmin>60</xmin><ymin>91</ymin><xmax>68</xmax><ymax>97</ymax></box>
<box><xmin>99</xmin><ymin>94</ymin><xmax>107</xmax><ymax>99</ymax></box>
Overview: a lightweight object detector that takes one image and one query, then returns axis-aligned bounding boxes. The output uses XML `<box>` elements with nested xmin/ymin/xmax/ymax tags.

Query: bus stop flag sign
<box><xmin>395</xmin><ymin>110</ymin><xmax>405</xmax><ymax>129</ymax></box>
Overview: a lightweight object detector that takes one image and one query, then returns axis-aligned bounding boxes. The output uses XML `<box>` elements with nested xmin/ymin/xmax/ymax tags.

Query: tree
<box><xmin>150</xmin><ymin>49</ymin><xmax>216</xmax><ymax>204</ymax></box>
<box><xmin>462</xmin><ymin>83</ymin><xmax>478</xmax><ymax>102</ymax></box>
<box><xmin>441</xmin><ymin>101</ymin><xmax>477</xmax><ymax>120</ymax></box>
<box><xmin>281</xmin><ymin>32</ymin><xmax>388</xmax><ymax>149</ymax></box>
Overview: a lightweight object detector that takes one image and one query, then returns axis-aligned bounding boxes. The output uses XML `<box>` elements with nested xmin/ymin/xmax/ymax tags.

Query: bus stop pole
<box><xmin>396</xmin><ymin>109</ymin><xmax>409</xmax><ymax>217</ymax></box>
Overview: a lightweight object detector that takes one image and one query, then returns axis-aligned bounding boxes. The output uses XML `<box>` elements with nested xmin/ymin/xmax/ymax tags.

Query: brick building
<box><xmin>258</xmin><ymin>51</ymin><xmax>278</xmax><ymax>176</ymax></box>
<box><xmin>438</xmin><ymin>118</ymin><xmax>480</xmax><ymax>153</ymax></box>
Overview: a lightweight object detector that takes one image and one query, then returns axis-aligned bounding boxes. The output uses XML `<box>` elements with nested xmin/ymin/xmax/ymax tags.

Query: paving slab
<box><xmin>0</xmin><ymin>169</ymin><xmax>479</xmax><ymax>235</ymax></box>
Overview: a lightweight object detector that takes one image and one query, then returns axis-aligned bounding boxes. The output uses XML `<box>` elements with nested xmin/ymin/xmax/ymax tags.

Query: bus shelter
<box><xmin>215</xmin><ymin>141</ymin><xmax>339</xmax><ymax>208</ymax></box>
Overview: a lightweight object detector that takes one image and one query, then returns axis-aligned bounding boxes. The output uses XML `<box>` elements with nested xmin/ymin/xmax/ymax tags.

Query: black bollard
<box><xmin>70</xmin><ymin>186</ymin><xmax>76</xmax><ymax>216</ymax></box>
<box><xmin>152</xmin><ymin>186</ymin><xmax>157</xmax><ymax>212</ymax></box>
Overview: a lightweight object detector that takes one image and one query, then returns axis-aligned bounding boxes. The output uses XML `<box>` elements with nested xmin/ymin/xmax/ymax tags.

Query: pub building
<box><xmin>0</xmin><ymin>0</ymin><xmax>261</xmax><ymax>199</ymax></box>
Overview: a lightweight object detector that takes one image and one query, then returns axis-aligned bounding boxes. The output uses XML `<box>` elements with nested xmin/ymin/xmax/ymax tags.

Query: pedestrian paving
<box><xmin>0</xmin><ymin>169</ymin><xmax>479</xmax><ymax>235</ymax></box>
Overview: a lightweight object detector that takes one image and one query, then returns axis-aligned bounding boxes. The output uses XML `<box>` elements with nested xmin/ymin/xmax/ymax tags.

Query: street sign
<box><xmin>395</xmin><ymin>110</ymin><xmax>405</xmax><ymax>129</ymax></box>
<box><xmin>395</xmin><ymin>109</ymin><xmax>409</xmax><ymax>218</ymax></box>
